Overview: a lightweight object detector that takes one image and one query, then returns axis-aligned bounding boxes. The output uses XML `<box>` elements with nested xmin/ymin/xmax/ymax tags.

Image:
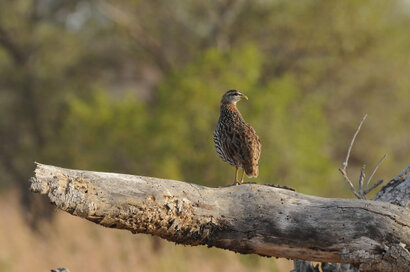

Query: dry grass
<box><xmin>0</xmin><ymin>191</ymin><xmax>293</xmax><ymax>272</ymax></box>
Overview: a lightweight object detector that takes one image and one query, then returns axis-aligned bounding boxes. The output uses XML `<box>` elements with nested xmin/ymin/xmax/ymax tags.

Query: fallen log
<box><xmin>30</xmin><ymin>163</ymin><xmax>410</xmax><ymax>271</ymax></box>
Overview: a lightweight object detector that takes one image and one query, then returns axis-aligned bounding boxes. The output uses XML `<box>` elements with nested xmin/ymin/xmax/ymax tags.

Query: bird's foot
<box><xmin>239</xmin><ymin>169</ymin><xmax>245</xmax><ymax>184</ymax></box>
<box><xmin>233</xmin><ymin>181</ymin><xmax>240</xmax><ymax>186</ymax></box>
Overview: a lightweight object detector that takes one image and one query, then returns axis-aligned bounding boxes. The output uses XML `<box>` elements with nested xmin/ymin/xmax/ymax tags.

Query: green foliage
<box><xmin>249</xmin><ymin>76</ymin><xmax>336</xmax><ymax>194</ymax></box>
<box><xmin>151</xmin><ymin>45</ymin><xmax>263</xmax><ymax>183</ymax></box>
<box><xmin>1</xmin><ymin>0</ymin><xmax>409</xmax><ymax>196</ymax></box>
<box><xmin>57</xmin><ymin>45</ymin><xmax>335</xmax><ymax>193</ymax></box>
<box><xmin>59</xmin><ymin>91</ymin><xmax>149</xmax><ymax>173</ymax></box>
<box><xmin>1</xmin><ymin>0</ymin><xmax>410</xmax><ymax>270</ymax></box>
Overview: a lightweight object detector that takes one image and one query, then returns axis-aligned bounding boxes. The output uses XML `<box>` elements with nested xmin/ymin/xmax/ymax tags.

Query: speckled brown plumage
<box><xmin>213</xmin><ymin>90</ymin><xmax>261</xmax><ymax>184</ymax></box>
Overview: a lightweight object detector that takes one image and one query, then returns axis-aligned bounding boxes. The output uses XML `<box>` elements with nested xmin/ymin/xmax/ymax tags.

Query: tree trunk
<box><xmin>30</xmin><ymin>163</ymin><xmax>410</xmax><ymax>272</ymax></box>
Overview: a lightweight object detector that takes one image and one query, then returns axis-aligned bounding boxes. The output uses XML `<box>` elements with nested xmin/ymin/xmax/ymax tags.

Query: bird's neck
<box><xmin>220</xmin><ymin>102</ymin><xmax>238</xmax><ymax>111</ymax></box>
<box><xmin>220</xmin><ymin>103</ymin><xmax>242</xmax><ymax>119</ymax></box>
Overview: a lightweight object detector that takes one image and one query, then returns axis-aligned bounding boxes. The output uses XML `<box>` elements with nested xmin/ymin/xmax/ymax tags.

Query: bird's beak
<box><xmin>241</xmin><ymin>95</ymin><xmax>248</xmax><ymax>100</ymax></box>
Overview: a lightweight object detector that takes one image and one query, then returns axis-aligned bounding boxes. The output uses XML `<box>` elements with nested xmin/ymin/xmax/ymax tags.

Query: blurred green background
<box><xmin>0</xmin><ymin>0</ymin><xmax>409</xmax><ymax>271</ymax></box>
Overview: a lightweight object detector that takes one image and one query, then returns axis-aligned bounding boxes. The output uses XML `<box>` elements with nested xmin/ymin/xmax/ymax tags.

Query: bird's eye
<box><xmin>227</xmin><ymin>90</ymin><xmax>240</xmax><ymax>97</ymax></box>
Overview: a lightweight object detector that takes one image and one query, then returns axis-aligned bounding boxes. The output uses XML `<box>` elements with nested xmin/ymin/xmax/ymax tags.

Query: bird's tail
<box><xmin>245</xmin><ymin>164</ymin><xmax>258</xmax><ymax>178</ymax></box>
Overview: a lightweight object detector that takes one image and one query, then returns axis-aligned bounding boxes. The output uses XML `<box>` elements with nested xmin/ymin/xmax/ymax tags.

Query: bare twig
<box><xmin>338</xmin><ymin>168</ymin><xmax>362</xmax><ymax>199</ymax></box>
<box><xmin>358</xmin><ymin>164</ymin><xmax>366</xmax><ymax>198</ymax></box>
<box><xmin>365</xmin><ymin>179</ymin><xmax>384</xmax><ymax>195</ymax></box>
<box><xmin>365</xmin><ymin>154</ymin><xmax>387</xmax><ymax>189</ymax></box>
<box><xmin>341</xmin><ymin>114</ymin><xmax>367</xmax><ymax>171</ymax></box>
<box><xmin>339</xmin><ymin>114</ymin><xmax>367</xmax><ymax>199</ymax></box>
<box><xmin>338</xmin><ymin>115</ymin><xmax>387</xmax><ymax>200</ymax></box>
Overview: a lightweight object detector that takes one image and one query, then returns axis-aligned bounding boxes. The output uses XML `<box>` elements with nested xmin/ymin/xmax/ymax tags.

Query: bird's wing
<box><xmin>246</xmin><ymin>125</ymin><xmax>261</xmax><ymax>163</ymax></box>
<box><xmin>232</xmin><ymin>123</ymin><xmax>261</xmax><ymax>167</ymax></box>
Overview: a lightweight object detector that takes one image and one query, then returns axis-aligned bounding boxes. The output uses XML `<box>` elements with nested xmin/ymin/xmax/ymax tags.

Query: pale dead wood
<box><xmin>374</xmin><ymin>164</ymin><xmax>410</xmax><ymax>207</ymax></box>
<box><xmin>295</xmin><ymin>116</ymin><xmax>403</xmax><ymax>272</ymax></box>
<box><xmin>339</xmin><ymin>114</ymin><xmax>387</xmax><ymax>199</ymax></box>
<box><xmin>339</xmin><ymin>114</ymin><xmax>366</xmax><ymax>199</ymax></box>
<box><xmin>365</xmin><ymin>154</ymin><xmax>386</xmax><ymax>192</ymax></box>
<box><xmin>341</xmin><ymin>114</ymin><xmax>367</xmax><ymax>171</ymax></box>
<box><xmin>30</xmin><ymin>163</ymin><xmax>410</xmax><ymax>272</ymax></box>
<box><xmin>295</xmin><ymin>163</ymin><xmax>410</xmax><ymax>272</ymax></box>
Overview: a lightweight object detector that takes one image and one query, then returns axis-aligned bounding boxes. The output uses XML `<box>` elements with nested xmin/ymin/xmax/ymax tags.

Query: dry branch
<box><xmin>30</xmin><ymin>163</ymin><xmax>410</xmax><ymax>271</ymax></box>
<box><xmin>296</xmin><ymin>116</ymin><xmax>403</xmax><ymax>272</ymax></box>
<box><xmin>339</xmin><ymin>114</ymin><xmax>387</xmax><ymax>199</ymax></box>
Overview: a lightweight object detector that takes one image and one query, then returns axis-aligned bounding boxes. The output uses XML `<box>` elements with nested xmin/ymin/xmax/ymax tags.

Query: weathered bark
<box><xmin>374</xmin><ymin>165</ymin><xmax>410</xmax><ymax>207</ymax></box>
<box><xmin>30</xmin><ymin>163</ymin><xmax>410</xmax><ymax>272</ymax></box>
<box><xmin>296</xmin><ymin>164</ymin><xmax>410</xmax><ymax>272</ymax></box>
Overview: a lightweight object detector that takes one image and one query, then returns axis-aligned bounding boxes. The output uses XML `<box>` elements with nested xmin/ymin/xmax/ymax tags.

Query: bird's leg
<box><xmin>233</xmin><ymin>166</ymin><xmax>239</xmax><ymax>185</ymax></box>
<box><xmin>239</xmin><ymin>168</ymin><xmax>245</xmax><ymax>184</ymax></box>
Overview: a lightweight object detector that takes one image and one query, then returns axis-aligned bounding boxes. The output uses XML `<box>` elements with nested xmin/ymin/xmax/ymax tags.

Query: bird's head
<box><xmin>220</xmin><ymin>90</ymin><xmax>248</xmax><ymax>105</ymax></box>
